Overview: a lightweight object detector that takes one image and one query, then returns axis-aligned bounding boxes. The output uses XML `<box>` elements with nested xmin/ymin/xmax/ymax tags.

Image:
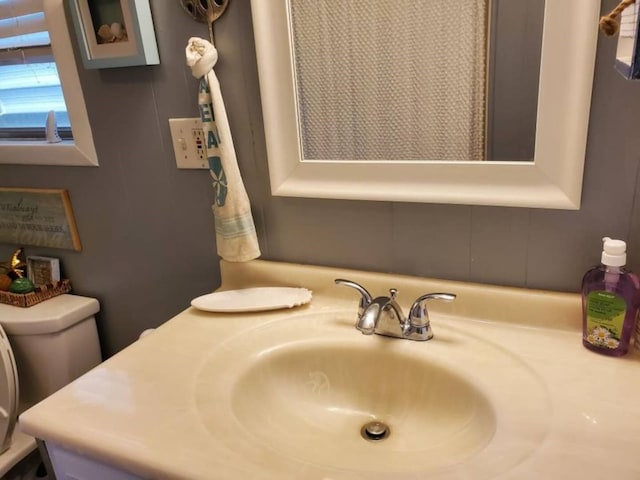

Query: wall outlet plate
<box><xmin>168</xmin><ymin>118</ymin><xmax>208</xmax><ymax>169</ymax></box>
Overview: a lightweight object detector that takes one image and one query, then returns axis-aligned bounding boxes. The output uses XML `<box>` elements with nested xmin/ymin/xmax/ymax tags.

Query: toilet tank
<box><xmin>0</xmin><ymin>295</ymin><xmax>101</xmax><ymax>412</ymax></box>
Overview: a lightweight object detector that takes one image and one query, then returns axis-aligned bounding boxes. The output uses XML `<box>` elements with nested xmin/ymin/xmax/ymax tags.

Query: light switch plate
<box><xmin>168</xmin><ymin>118</ymin><xmax>208</xmax><ymax>169</ymax></box>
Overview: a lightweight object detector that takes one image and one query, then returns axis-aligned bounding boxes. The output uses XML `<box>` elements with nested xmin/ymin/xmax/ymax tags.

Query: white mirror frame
<box><xmin>0</xmin><ymin>0</ymin><xmax>98</xmax><ymax>167</ymax></box>
<box><xmin>251</xmin><ymin>0</ymin><xmax>599</xmax><ymax>209</ymax></box>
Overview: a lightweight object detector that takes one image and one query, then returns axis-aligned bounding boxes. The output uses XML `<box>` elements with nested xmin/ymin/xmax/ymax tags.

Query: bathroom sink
<box><xmin>195</xmin><ymin>311</ymin><xmax>550</xmax><ymax>478</ymax></box>
<box><xmin>20</xmin><ymin>261</ymin><xmax>640</xmax><ymax>479</ymax></box>
<box><xmin>229</xmin><ymin>341</ymin><xmax>495</xmax><ymax>470</ymax></box>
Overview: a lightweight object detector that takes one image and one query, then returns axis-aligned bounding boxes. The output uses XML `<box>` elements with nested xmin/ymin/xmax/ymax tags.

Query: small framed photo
<box><xmin>27</xmin><ymin>256</ymin><xmax>61</xmax><ymax>286</ymax></box>
<box><xmin>67</xmin><ymin>0</ymin><xmax>160</xmax><ymax>69</ymax></box>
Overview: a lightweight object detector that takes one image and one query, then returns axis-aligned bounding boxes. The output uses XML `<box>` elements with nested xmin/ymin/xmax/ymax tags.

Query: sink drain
<box><xmin>361</xmin><ymin>421</ymin><xmax>390</xmax><ymax>441</ymax></box>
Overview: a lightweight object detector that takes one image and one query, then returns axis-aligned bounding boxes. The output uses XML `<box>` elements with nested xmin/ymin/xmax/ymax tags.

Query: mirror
<box><xmin>488</xmin><ymin>1</ymin><xmax>544</xmax><ymax>162</ymax></box>
<box><xmin>288</xmin><ymin>1</ymin><xmax>544</xmax><ymax>163</ymax></box>
<box><xmin>250</xmin><ymin>0</ymin><xmax>599</xmax><ymax>209</ymax></box>
<box><xmin>612</xmin><ymin>2</ymin><xmax>640</xmax><ymax>79</ymax></box>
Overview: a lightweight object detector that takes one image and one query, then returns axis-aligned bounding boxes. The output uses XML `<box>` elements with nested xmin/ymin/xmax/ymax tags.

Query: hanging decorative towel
<box><xmin>186</xmin><ymin>37</ymin><xmax>261</xmax><ymax>262</ymax></box>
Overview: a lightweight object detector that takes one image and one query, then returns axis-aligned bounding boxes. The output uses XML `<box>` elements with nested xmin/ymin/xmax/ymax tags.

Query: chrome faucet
<box><xmin>335</xmin><ymin>279</ymin><xmax>456</xmax><ymax>341</ymax></box>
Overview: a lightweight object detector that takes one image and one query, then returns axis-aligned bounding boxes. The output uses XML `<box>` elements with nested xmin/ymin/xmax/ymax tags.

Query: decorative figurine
<box><xmin>0</xmin><ymin>248</ymin><xmax>26</xmax><ymax>280</ymax></box>
<box><xmin>0</xmin><ymin>248</ymin><xmax>35</xmax><ymax>294</ymax></box>
<box><xmin>96</xmin><ymin>22</ymin><xmax>127</xmax><ymax>44</ymax></box>
<box><xmin>46</xmin><ymin>111</ymin><xmax>62</xmax><ymax>143</ymax></box>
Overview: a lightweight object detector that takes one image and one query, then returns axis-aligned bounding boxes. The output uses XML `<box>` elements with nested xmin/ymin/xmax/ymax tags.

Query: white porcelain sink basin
<box><xmin>19</xmin><ymin>261</ymin><xmax>640</xmax><ymax>479</ymax></box>
<box><xmin>195</xmin><ymin>311</ymin><xmax>550</xmax><ymax>479</ymax></box>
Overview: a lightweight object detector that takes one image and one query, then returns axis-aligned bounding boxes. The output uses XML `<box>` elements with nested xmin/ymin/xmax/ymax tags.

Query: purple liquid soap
<box><xmin>582</xmin><ymin>237</ymin><xmax>640</xmax><ymax>357</ymax></box>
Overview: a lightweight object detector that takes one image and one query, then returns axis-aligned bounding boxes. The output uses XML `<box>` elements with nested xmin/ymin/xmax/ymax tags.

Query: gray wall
<box><xmin>0</xmin><ymin>1</ymin><xmax>639</xmax><ymax>357</ymax></box>
<box><xmin>487</xmin><ymin>0</ymin><xmax>543</xmax><ymax>161</ymax></box>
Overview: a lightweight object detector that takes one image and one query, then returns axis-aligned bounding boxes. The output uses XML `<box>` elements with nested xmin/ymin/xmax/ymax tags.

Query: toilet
<box><xmin>0</xmin><ymin>294</ymin><xmax>101</xmax><ymax>479</ymax></box>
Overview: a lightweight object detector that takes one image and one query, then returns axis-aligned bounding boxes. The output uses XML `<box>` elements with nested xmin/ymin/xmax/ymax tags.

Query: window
<box><xmin>0</xmin><ymin>0</ymin><xmax>70</xmax><ymax>139</ymax></box>
<box><xmin>0</xmin><ymin>0</ymin><xmax>98</xmax><ymax>166</ymax></box>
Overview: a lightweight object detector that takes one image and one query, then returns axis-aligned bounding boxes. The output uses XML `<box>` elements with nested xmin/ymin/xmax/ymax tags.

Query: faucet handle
<box><xmin>408</xmin><ymin>292</ymin><xmax>456</xmax><ymax>328</ymax></box>
<box><xmin>335</xmin><ymin>279</ymin><xmax>373</xmax><ymax>319</ymax></box>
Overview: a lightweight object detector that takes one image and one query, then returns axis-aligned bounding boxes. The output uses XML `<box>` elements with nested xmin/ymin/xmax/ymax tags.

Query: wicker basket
<box><xmin>0</xmin><ymin>279</ymin><xmax>72</xmax><ymax>308</ymax></box>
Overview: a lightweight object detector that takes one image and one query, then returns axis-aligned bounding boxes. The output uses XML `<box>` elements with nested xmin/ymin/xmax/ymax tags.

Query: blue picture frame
<box><xmin>66</xmin><ymin>0</ymin><xmax>159</xmax><ymax>69</ymax></box>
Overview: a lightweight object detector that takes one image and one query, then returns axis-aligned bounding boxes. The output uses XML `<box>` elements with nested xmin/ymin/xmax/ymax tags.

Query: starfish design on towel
<box><xmin>209</xmin><ymin>156</ymin><xmax>227</xmax><ymax>207</ymax></box>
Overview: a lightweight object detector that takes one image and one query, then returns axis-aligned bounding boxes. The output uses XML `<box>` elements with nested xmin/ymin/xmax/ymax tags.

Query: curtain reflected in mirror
<box><xmin>289</xmin><ymin>0</ymin><xmax>544</xmax><ymax>163</ymax></box>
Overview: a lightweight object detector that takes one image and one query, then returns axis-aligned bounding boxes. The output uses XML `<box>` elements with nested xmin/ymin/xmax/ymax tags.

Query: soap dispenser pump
<box><xmin>582</xmin><ymin>237</ymin><xmax>640</xmax><ymax>356</ymax></box>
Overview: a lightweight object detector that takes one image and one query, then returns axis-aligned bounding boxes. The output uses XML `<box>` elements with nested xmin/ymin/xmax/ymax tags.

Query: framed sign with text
<box><xmin>0</xmin><ymin>188</ymin><xmax>82</xmax><ymax>251</ymax></box>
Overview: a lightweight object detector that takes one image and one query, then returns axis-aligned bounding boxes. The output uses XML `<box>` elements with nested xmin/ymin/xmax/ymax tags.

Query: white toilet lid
<box><xmin>0</xmin><ymin>323</ymin><xmax>18</xmax><ymax>455</ymax></box>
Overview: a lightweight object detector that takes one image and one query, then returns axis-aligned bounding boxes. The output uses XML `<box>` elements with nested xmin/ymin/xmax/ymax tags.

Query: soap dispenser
<box><xmin>582</xmin><ymin>237</ymin><xmax>640</xmax><ymax>356</ymax></box>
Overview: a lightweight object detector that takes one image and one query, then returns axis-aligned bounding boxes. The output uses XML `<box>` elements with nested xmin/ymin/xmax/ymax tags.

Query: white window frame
<box><xmin>0</xmin><ymin>0</ymin><xmax>98</xmax><ymax>166</ymax></box>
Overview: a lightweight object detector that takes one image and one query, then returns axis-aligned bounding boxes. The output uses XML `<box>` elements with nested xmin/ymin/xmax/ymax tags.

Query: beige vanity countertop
<box><xmin>18</xmin><ymin>260</ymin><xmax>640</xmax><ymax>479</ymax></box>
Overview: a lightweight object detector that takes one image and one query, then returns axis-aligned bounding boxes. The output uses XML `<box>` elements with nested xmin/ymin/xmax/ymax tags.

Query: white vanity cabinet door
<box><xmin>46</xmin><ymin>442</ymin><xmax>146</xmax><ymax>480</ymax></box>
